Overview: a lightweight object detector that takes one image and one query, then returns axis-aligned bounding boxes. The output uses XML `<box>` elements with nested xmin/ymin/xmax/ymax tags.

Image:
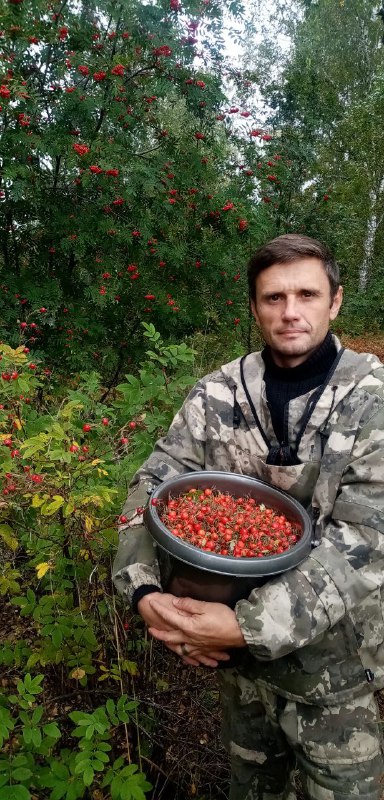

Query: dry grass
<box><xmin>340</xmin><ymin>333</ymin><xmax>384</xmax><ymax>362</ymax></box>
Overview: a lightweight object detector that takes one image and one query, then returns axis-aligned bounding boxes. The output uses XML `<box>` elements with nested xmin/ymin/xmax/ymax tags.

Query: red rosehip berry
<box><xmin>83</xmin><ymin>423</ymin><xmax>92</xmax><ymax>432</ymax></box>
<box><xmin>128</xmin><ymin>421</ymin><xmax>137</xmax><ymax>429</ymax></box>
<box><xmin>119</xmin><ymin>515</ymin><xmax>128</xmax><ymax>524</ymax></box>
<box><xmin>101</xmin><ymin>417</ymin><xmax>109</xmax><ymax>426</ymax></box>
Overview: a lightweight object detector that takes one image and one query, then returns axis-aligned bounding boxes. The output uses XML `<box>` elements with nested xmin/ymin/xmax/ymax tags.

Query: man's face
<box><xmin>251</xmin><ymin>258</ymin><xmax>343</xmax><ymax>368</ymax></box>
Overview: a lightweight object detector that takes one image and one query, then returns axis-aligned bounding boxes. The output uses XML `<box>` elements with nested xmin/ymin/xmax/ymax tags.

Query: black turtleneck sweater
<box><xmin>262</xmin><ymin>331</ymin><xmax>337</xmax><ymax>445</ymax></box>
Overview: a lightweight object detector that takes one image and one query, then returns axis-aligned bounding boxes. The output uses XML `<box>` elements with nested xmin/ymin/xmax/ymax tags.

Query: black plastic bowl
<box><xmin>144</xmin><ymin>471</ymin><xmax>313</xmax><ymax>607</ymax></box>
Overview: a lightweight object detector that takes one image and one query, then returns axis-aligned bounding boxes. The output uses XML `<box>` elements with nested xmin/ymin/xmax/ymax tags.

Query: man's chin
<box><xmin>269</xmin><ymin>336</ymin><xmax>315</xmax><ymax>366</ymax></box>
<box><xmin>274</xmin><ymin>338</ymin><xmax>310</xmax><ymax>355</ymax></box>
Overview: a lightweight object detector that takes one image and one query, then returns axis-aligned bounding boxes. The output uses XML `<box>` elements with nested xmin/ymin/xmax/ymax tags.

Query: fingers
<box><xmin>192</xmin><ymin>654</ymin><xmax>219</xmax><ymax>668</ymax></box>
<box><xmin>161</xmin><ymin>641</ymin><xmax>226</xmax><ymax>669</ymax></box>
<box><xmin>148</xmin><ymin>626</ymin><xmax>231</xmax><ymax>662</ymax></box>
<box><xmin>148</xmin><ymin>626</ymin><xmax>186</xmax><ymax>644</ymax></box>
<box><xmin>189</xmin><ymin>648</ymin><xmax>231</xmax><ymax>661</ymax></box>
<box><xmin>172</xmin><ymin>596</ymin><xmax>206</xmax><ymax>615</ymax></box>
<box><xmin>148</xmin><ymin>600</ymin><xmax>193</xmax><ymax>633</ymax></box>
<box><xmin>166</xmin><ymin>643</ymin><xmax>201</xmax><ymax>667</ymax></box>
<box><xmin>171</xmin><ymin>644</ymin><xmax>218</xmax><ymax>668</ymax></box>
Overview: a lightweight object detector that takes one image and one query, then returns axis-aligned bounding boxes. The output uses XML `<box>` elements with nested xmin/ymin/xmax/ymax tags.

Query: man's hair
<box><xmin>247</xmin><ymin>233</ymin><xmax>340</xmax><ymax>302</ymax></box>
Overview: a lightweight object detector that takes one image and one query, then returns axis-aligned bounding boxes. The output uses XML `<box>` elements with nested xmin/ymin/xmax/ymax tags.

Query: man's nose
<box><xmin>282</xmin><ymin>297</ymin><xmax>300</xmax><ymax>319</ymax></box>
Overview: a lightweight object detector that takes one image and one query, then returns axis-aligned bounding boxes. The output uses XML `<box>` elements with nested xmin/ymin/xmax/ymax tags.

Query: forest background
<box><xmin>1</xmin><ymin>0</ymin><xmax>384</xmax><ymax>798</ymax></box>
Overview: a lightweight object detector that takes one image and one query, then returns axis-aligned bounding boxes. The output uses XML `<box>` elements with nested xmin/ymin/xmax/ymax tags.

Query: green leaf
<box><xmin>31</xmin><ymin>706</ymin><xmax>44</xmax><ymax>725</ymax></box>
<box><xmin>11</xmin><ymin>755</ymin><xmax>29</xmax><ymax>768</ymax></box>
<box><xmin>94</xmin><ymin>750</ymin><xmax>109</xmax><ymax>764</ymax></box>
<box><xmin>40</xmin><ymin>496</ymin><xmax>65</xmax><ymax>515</ymax></box>
<box><xmin>82</xmin><ymin>766</ymin><xmax>94</xmax><ymax>787</ymax></box>
<box><xmin>48</xmin><ymin>449</ymin><xmax>66</xmax><ymax>461</ymax></box>
<box><xmin>92</xmin><ymin>760</ymin><xmax>105</xmax><ymax>772</ymax></box>
<box><xmin>31</xmin><ymin>495</ymin><xmax>45</xmax><ymax>509</ymax></box>
<box><xmin>50</xmin><ymin>785</ymin><xmax>67</xmax><ymax>800</ymax></box>
<box><xmin>105</xmin><ymin>698</ymin><xmax>116</xmax><ymax>715</ymax></box>
<box><xmin>0</xmin><ymin>708</ymin><xmax>14</xmax><ymax>748</ymax></box>
<box><xmin>110</xmin><ymin>776</ymin><xmax>123</xmax><ymax>798</ymax></box>
<box><xmin>0</xmin><ymin>787</ymin><xmax>31</xmax><ymax>800</ymax></box>
<box><xmin>43</xmin><ymin>722</ymin><xmax>62</xmax><ymax>738</ymax></box>
<box><xmin>51</xmin><ymin>762</ymin><xmax>69</xmax><ymax>779</ymax></box>
<box><xmin>31</xmin><ymin>728</ymin><xmax>42</xmax><ymax>748</ymax></box>
<box><xmin>52</xmin><ymin>627</ymin><xmax>63</xmax><ymax>648</ymax></box>
<box><xmin>84</xmin><ymin>724</ymin><xmax>95</xmax><ymax>740</ymax></box>
<box><xmin>0</xmin><ymin>525</ymin><xmax>18</xmax><ymax>552</ymax></box>
<box><xmin>19</xmin><ymin>674</ymin><xmax>44</xmax><ymax>696</ymax></box>
<box><xmin>22</xmin><ymin>728</ymin><xmax>32</xmax><ymax>745</ymax></box>
<box><xmin>11</xmin><ymin>767</ymin><xmax>33</xmax><ymax>781</ymax></box>
<box><xmin>69</xmin><ymin>711</ymin><xmax>87</xmax><ymax>724</ymax></box>
<box><xmin>67</xmin><ymin>781</ymin><xmax>84</xmax><ymax>800</ymax></box>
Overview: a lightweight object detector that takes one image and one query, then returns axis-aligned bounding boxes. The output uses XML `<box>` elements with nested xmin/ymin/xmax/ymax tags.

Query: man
<box><xmin>113</xmin><ymin>234</ymin><xmax>384</xmax><ymax>799</ymax></box>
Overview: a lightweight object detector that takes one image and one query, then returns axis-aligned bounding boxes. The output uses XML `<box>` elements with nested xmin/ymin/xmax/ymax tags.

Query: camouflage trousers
<box><xmin>218</xmin><ymin>669</ymin><xmax>384</xmax><ymax>800</ymax></box>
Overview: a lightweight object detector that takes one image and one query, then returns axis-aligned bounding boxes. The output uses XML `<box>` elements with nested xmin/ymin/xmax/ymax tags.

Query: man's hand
<box><xmin>137</xmin><ymin>591</ymin><xmax>175</xmax><ymax>631</ymax></box>
<box><xmin>138</xmin><ymin>592</ymin><xmax>232</xmax><ymax>668</ymax></box>
<box><xmin>148</xmin><ymin>595</ymin><xmax>246</xmax><ymax>655</ymax></box>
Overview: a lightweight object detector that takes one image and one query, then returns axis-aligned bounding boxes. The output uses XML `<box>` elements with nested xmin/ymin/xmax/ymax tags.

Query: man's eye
<box><xmin>269</xmin><ymin>294</ymin><xmax>281</xmax><ymax>302</ymax></box>
<box><xmin>302</xmin><ymin>291</ymin><xmax>314</xmax><ymax>298</ymax></box>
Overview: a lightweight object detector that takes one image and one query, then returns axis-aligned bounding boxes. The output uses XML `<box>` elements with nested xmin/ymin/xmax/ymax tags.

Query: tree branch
<box><xmin>134</xmin><ymin>143</ymin><xmax>162</xmax><ymax>157</ymax></box>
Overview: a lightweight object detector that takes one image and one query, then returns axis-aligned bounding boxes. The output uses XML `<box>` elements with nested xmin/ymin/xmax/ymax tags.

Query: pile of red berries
<box><xmin>158</xmin><ymin>488</ymin><xmax>301</xmax><ymax>558</ymax></box>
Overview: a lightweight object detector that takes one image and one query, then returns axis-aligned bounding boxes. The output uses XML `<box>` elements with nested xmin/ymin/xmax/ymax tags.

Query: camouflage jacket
<box><xmin>113</xmin><ymin>336</ymin><xmax>384</xmax><ymax>705</ymax></box>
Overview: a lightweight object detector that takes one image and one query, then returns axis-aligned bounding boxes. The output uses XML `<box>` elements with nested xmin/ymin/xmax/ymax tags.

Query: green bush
<box><xmin>0</xmin><ymin>322</ymin><xmax>203</xmax><ymax>799</ymax></box>
<box><xmin>0</xmin><ymin>0</ymin><xmax>274</xmax><ymax>376</ymax></box>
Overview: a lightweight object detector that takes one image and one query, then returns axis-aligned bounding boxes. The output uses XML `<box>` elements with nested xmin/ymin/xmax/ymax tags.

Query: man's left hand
<box><xmin>148</xmin><ymin>595</ymin><xmax>247</xmax><ymax>656</ymax></box>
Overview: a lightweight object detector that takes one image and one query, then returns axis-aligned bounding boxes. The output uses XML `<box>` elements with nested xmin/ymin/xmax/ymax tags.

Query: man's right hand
<box><xmin>137</xmin><ymin>591</ymin><xmax>231</xmax><ymax>668</ymax></box>
<box><xmin>137</xmin><ymin>591</ymin><xmax>176</xmax><ymax>631</ymax></box>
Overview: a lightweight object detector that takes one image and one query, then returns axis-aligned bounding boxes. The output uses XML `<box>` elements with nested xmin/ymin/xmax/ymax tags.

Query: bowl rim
<box><xmin>144</xmin><ymin>470</ymin><xmax>314</xmax><ymax>577</ymax></box>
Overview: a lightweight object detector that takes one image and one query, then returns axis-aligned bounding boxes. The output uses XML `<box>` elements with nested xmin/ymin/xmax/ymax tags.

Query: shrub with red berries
<box><xmin>0</xmin><ymin>0</ymin><xmax>273</xmax><ymax>379</ymax></box>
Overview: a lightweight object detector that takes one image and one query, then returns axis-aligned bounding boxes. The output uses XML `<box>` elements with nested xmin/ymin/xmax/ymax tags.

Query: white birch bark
<box><xmin>359</xmin><ymin>177</ymin><xmax>384</xmax><ymax>292</ymax></box>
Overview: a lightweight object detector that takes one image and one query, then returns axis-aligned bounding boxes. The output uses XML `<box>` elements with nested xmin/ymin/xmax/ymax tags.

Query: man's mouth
<box><xmin>278</xmin><ymin>329</ymin><xmax>308</xmax><ymax>335</ymax></box>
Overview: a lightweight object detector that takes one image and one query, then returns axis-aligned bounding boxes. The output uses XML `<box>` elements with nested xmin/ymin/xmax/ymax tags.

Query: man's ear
<box><xmin>330</xmin><ymin>285</ymin><xmax>343</xmax><ymax>320</ymax></box>
<box><xmin>250</xmin><ymin>298</ymin><xmax>260</xmax><ymax>327</ymax></box>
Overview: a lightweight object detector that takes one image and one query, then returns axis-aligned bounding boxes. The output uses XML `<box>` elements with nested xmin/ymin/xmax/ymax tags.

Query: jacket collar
<box><xmin>220</xmin><ymin>335</ymin><xmax>383</xmax><ymax>455</ymax></box>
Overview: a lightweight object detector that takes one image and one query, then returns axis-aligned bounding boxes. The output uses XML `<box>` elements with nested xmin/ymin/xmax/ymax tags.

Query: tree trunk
<box><xmin>359</xmin><ymin>177</ymin><xmax>384</xmax><ymax>291</ymax></box>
